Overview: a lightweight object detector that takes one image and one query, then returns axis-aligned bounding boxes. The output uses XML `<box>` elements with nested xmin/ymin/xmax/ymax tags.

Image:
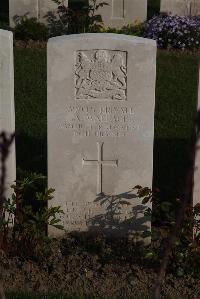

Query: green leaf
<box><xmin>145</xmin><ymin>251</ymin><xmax>155</xmax><ymax>259</ymax></box>
<box><xmin>161</xmin><ymin>201</ymin><xmax>172</xmax><ymax>212</ymax></box>
<box><xmin>142</xmin><ymin>230</ymin><xmax>151</xmax><ymax>238</ymax></box>
<box><xmin>176</xmin><ymin>267</ymin><xmax>184</xmax><ymax>277</ymax></box>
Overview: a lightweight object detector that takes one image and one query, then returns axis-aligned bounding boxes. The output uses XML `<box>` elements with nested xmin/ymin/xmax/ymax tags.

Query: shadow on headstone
<box><xmin>87</xmin><ymin>191</ymin><xmax>149</xmax><ymax>238</ymax></box>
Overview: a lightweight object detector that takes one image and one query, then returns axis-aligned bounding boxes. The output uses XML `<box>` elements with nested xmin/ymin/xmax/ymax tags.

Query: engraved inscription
<box><xmin>75</xmin><ymin>50</ymin><xmax>127</xmax><ymax>101</ymax></box>
<box><xmin>64</xmin><ymin>199</ymin><xmax>134</xmax><ymax>229</ymax></box>
<box><xmin>112</xmin><ymin>0</ymin><xmax>124</xmax><ymax>18</ymax></box>
<box><xmin>62</xmin><ymin>105</ymin><xmax>135</xmax><ymax>137</ymax></box>
<box><xmin>82</xmin><ymin>142</ymin><xmax>118</xmax><ymax>195</ymax></box>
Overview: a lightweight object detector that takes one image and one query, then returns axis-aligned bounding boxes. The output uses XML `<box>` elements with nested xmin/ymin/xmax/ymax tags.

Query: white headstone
<box><xmin>160</xmin><ymin>0</ymin><xmax>200</xmax><ymax>16</ymax></box>
<box><xmin>0</xmin><ymin>30</ymin><xmax>15</xmax><ymax>200</ymax></box>
<box><xmin>9</xmin><ymin>0</ymin><xmax>68</xmax><ymax>27</ymax></box>
<box><xmin>48</xmin><ymin>33</ymin><xmax>156</xmax><ymax>237</ymax></box>
<box><xmin>92</xmin><ymin>0</ymin><xmax>147</xmax><ymax>28</ymax></box>
<box><xmin>193</xmin><ymin>66</ymin><xmax>200</xmax><ymax>211</ymax></box>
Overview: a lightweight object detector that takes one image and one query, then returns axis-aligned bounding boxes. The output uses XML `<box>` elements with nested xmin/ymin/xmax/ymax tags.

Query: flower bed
<box><xmin>144</xmin><ymin>14</ymin><xmax>200</xmax><ymax>50</ymax></box>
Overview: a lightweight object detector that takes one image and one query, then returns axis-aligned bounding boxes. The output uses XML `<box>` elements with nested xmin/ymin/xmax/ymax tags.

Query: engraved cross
<box><xmin>82</xmin><ymin>142</ymin><xmax>118</xmax><ymax>195</ymax></box>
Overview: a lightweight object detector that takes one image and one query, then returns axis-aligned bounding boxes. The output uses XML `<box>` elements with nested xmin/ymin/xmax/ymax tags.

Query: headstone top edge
<box><xmin>48</xmin><ymin>33</ymin><xmax>156</xmax><ymax>47</ymax></box>
<box><xmin>0</xmin><ymin>29</ymin><xmax>13</xmax><ymax>40</ymax></box>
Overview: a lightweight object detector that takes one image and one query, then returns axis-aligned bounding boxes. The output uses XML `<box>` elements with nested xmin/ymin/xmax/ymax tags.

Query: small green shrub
<box><xmin>14</xmin><ymin>17</ymin><xmax>48</xmax><ymax>41</ymax></box>
<box><xmin>47</xmin><ymin>0</ymin><xmax>107</xmax><ymax>36</ymax></box>
<box><xmin>135</xmin><ymin>185</ymin><xmax>200</xmax><ymax>277</ymax></box>
<box><xmin>2</xmin><ymin>174</ymin><xmax>64</xmax><ymax>259</ymax></box>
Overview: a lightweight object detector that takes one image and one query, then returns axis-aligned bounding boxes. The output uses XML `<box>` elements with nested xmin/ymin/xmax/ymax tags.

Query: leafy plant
<box><xmin>14</xmin><ymin>17</ymin><xmax>48</xmax><ymax>41</ymax></box>
<box><xmin>134</xmin><ymin>185</ymin><xmax>200</xmax><ymax>277</ymax></box>
<box><xmin>2</xmin><ymin>174</ymin><xmax>64</xmax><ymax>259</ymax></box>
<box><xmin>47</xmin><ymin>0</ymin><xmax>108</xmax><ymax>36</ymax></box>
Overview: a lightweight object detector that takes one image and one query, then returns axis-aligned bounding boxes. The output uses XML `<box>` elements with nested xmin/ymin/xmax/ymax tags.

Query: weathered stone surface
<box><xmin>0</xmin><ymin>30</ymin><xmax>15</xmax><ymax>199</ymax></box>
<box><xmin>160</xmin><ymin>0</ymin><xmax>200</xmax><ymax>16</ymax></box>
<box><xmin>9</xmin><ymin>0</ymin><xmax>68</xmax><ymax>27</ymax></box>
<box><xmin>75</xmin><ymin>50</ymin><xmax>127</xmax><ymax>100</ymax></box>
<box><xmin>92</xmin><ymin>0</ymin><xmax>147</xmax><ymax>28</ymax></box>
<box><xmin>48</xmin><ymin>33</ymin><xmax>156</xmax><ymax>237</ymax></box>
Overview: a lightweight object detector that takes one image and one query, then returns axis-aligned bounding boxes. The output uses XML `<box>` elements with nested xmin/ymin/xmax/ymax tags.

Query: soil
<box><xmin>1</xmin><ymin>233</ymin><xmax>200</xmax><ymax>299</ymax></box>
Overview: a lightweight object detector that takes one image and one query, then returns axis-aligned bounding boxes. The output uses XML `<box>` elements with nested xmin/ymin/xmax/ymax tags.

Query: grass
<box><xmin>155</xmin><ymin>51</ymin><xmax>198</xmax><ymax>138</ymax></box>
<box><xmin>14</xmin><ymin>49</ymin><xmax>47</xmax><ymax>176</ymax></box>
<box><xmin>155</xmin><ymin>51</ymin><xmax>198</xmax><ymax>139</ymax></box>
<box><xmin>154</xmin><ymin>51</ymin><xmax>199</xmax><ymax>197</ymax></box>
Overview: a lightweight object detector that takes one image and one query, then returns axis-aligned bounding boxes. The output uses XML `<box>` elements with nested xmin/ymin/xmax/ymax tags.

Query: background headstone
<box><xmin>9</xmin><ymin>0</ymin><xmax>68</xmax><ymax>27</ymax></box>
<box><xmin>193</xmin><ymin>66</ymin><xmax>200</xmax><ymax>212</ymax></box>
<box><xmin>160</xmin><ymin>0</ymin><xmax>200</xmax><ymax>16</ymax></box>
<box><xmin>92</xmin><ymin>0</ymin><xmax>147</xmax><ymax>28</ymax></box>
<box><xmin>48</xmin><ymin>33</ymin><xmax>156</xmax><ymax>237</ymax></box>
<box><xmin>0</xmin><ymin>29</ymin><xmax>15</xmax><ymax>200</ymax></box>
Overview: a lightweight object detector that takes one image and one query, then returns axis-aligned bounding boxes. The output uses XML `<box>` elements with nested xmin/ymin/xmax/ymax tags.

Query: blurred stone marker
<box><xmin>48</xmin><ymin>33</ymin><xmax>156</xmax><ymax>238</ymax></box>
<box><xmin>160</xmin><ymin>0</ymin><xmax>200</xmax><ymax>16</ymax></box>
<box><xmin>9</xmin><ymin>0</ymin><xmax>68</xmax><ymax>27</ymax></box>
<box><xmin>193</xmin><ymin>66</ymin><xmax>200</xmax><ymax>225</ymax></box>
<box><xmin>0</xmin><ymin>30</ymin><xmax>16</xmax><ymax>200</ymax></box>
<box><xmin>92</xmin><ymin>0</ymin><xmax>147</xmax><ymax>28</ymax></box>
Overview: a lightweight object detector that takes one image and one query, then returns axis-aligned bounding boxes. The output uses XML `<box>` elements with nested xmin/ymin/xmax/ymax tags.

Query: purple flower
<box><xmin>143</xmin><ymin>15</ymin><xmax>200</xmax><ymax>50</ymax></box>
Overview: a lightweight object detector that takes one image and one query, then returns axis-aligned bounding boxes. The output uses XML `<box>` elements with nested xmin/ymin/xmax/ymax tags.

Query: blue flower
<box><xmin>143</xmin><ymin>14</ymin><xmax>200</xmax><ymax>50</ymax></box>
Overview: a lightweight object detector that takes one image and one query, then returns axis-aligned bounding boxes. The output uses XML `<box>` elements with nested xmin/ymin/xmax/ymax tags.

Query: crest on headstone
<box><xmin>75</xmin><ymin>50</ymin><xmax>127</xmax><ymax>100</ymax></box>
